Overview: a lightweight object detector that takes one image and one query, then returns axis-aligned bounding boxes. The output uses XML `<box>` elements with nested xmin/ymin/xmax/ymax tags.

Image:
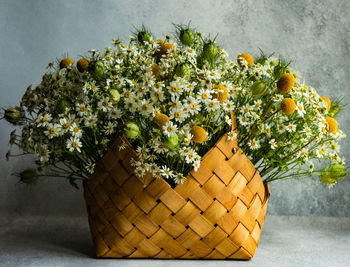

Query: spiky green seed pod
<box><xmin>250</xmin><ymin>81</ymin><xmax>267</xmax><ymax>97</ymax></box>
<box><xmin>320</xmin><ymin>164</ymin><xmax>347</xmax><ymax>186</ymax></box>
<box><xmin>180</xmin><ymin>29</ymin><xmax>194</xmax><ymax>46</ymax></box>
<box><xmin>89</xmin><ymin>61</ymin><xmax>105</xmax><ymax>79</ymax></box>
<box><xmin>109</xmin><ymin>89</ymin><xmax>120</xmax><ymax>104</ymax></box>
<box><xmin>328</xmin><ymin>104</ymin><xmax>340</xmax><ymax>118</ymax></box>
<box><xmin>175</xmin><ymin>63</ymin><xmax>191</xmax><ymax>79</ymax></box>
<box><xmin>328</xmin><ymin>164</ymin><xmax>347</xmax><ymax>180</ymax></box>
<box><xmin>137</xmin><ymin>31</ymin><xmax>151</xmax><ymax>43</ymax></box>
<box><xmin>164</xmin><ymin>134</ymin><xmax>179</xmax><ymax>149</ymax></box>
<box><xmin>19</xmin><ymin>169</ymin><xmax>38</xmax><ymax>184</ymax></box>
<box><xmin>56</xmin><ymin>99</ymin><xmax>72</xmax><ymax>114</ymax></box>
<box><xmin>250</xmin><ymin>120</ymin><xmax>265</xmax><ymax>135</ymax></box>
<box><xmin>4</xmin><ymin>107</ymin><xmax>23</xmax><ymax>125</ymax></box>
<box><xmin>124</xmin><ymin>122</ymin><xmax>140</xmax><ymax>140</ymax></box>
<box><xmin>202</xmin><ymin>41</ymin><xmax>218</xmax><ymax>62</ymax></box>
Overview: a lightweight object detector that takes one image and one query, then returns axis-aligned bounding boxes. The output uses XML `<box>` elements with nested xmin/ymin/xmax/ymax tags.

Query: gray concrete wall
<box><xmin>1</xmin><ymin>0</ymin><xmax>349</xmax><ymax>217</ymax></box>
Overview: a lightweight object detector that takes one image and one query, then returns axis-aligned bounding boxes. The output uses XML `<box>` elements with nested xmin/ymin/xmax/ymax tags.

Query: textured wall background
<box><xmin>1</xmin><ymin>0</ymin><xmax>349</xmax><ymax>217</ymax></box>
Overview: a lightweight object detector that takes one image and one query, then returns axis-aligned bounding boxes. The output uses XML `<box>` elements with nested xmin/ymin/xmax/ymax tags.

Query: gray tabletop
<box><xmin>1</xmin><ymin>215</ymin><xmax>349</xmax><ymax>267</ymax></box>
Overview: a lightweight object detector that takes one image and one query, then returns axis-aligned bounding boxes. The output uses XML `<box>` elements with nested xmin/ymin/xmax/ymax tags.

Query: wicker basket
<box><xmin>83</xmin><ymin>118</ymin><xmax>270</xmax><ymax>259</ymax></box>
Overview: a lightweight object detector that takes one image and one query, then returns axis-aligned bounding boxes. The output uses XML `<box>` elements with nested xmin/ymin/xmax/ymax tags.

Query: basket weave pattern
<box><xmin>84</xmin><ymin>132</ymin><xmax>270</xmax><ymax>259</ymax></box>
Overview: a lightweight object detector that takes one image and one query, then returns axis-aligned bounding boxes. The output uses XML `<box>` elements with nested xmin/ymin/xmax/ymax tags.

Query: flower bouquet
<box><xmin>2</xmin><ymin>24</ymin><xmax>347</xmax><ymax>259</ymax></box>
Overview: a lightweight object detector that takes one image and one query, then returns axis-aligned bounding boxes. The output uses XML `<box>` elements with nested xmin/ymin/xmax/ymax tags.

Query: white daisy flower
<box><xmin>163</xmin><ymin>121</ymin><xmax>177</xmax><ymax>137</ymax></box>
<box><xmin>227</xmin><ymin>131</ymin><xmax>237</xmax><ymax>141</ymax></box>
<box><xmin>198</xmin><ymin>89</ymin><xmax>212</xmax><ymax>101</ymax></box>
<box><xmin>315</xmin><ymin>149</ymin><xmax>325</xmax><ymax>158</ymax></box>
<box><xmin>66</xmin><ymin>137</ymin><xmax>82</xmax><ymax>152</ymax></box>
<box><xmin>104</xmin><ymin>122</ymin><xmax>115</xmax><ymax>135</ymax></box>
<box><xmin>161</xmin><ymin>166</ymin><xmax>174</xmax><ymax>179</ymax></box>
<box><xmin>174</xmin><ymin>173</ymin><xmax>186</xmax><ymax>184</ymax></box>
<box><xmin>45</xmin><ymin>123</ymin><xmax>61</xmax><ymax>139</ymax></box>
<box><xmin>39</xmin><ymin>145</ymin><xmax>50</xmax><ymax>162</ymax></box>
<box><xmin>98</xmin><ymin>97</ymin><xmax>112</xmax><ymax>112</ymax></box>
<box><xmin>248</xmin><ymin>139</ymin><xmax>260</xmax><ymax>150</ymax></box>
<box><xmin>86</xmin><ymin>162</ymin><xmax>96</xmax><ymax>174</ymax></box>
<box><xmin>269</xmin><ymin>139</ymin><xmax>277</xmax><ymax>150</ymax></box>
<box><xmin>286</xmin><ymin>123</ymin><xmax>296</xmax><ymax>132</ymax></box>
<box><xmin>70</xmin><ymin>123</ymin><xmax>83</xmax><ymax>138</ymax></box>
<box><xmin>193</xmin><ymin>160</ymin><xmax>201</xmax><ymax>172</ymax></box>
<box><xmin>296</xmin><ymin>102</ymin><xmax>306</xmax><ymax>117</ymax></box>
<box><xmin>37</xmin><ymin>113</ymin><xmax>52</xmax><ymax>127</ymax></box>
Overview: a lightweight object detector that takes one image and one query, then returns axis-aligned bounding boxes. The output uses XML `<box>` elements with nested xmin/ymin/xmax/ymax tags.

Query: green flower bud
<box><xmin>89</xmin><ymin>61</ymin><xmax>105</xmax><ymax>79</ymax></box>
<box><xmin>250</xmin><ymin>120</ymin><xmax>265</xmax><ymax>135</ymax></box>
<box><xmin>56</xmin><ymin>99</ymin><xmax>72</xmax><ymax>114</ymax></box>
<box><xmin>328</xmin><ymin>164</ymin><xmax>347</xmax><ymax>180</ymax></box>
<box><xmin>320</xmin><ymin>164</ymin><xmax>347</xmax><ymax>186</ymax></box>
<box><xmin>320</xmin><ymin>174</ymin><xmax>337</xmax><ymax>186</ymax></box>
<box><xmin>175</xmin><ymin>63</ymin><xmax>191</xmax><ymax>79</ymax></box>
<box><xmin>4</xmin><ymin>107</ymin><xmax>23</xmax><ymax>125</ymax></box>
<box><xmin>180</xmin><ymin>29</ymin><xmax>194</xmax><ymax>46</ymax></box>
<box><xmin>19</xmin><ymin>169</ymin><xmax>38</xmax><ymax>184</ymax></box>
<box><xmin>328</xmin><ymin>105</ymin><xmax>340</xmax><ymax>118</ymax></box>
<box><xmin>124</xmin><ymin>122</ymin><xmax>140</xmax><ymax>140</ymax></box>
<box><xmin>250</xmin><ymin>81</ymin><xmax>267</xmax><ymax>97</ymax></box>
<box><xmin>164</xmin><ymin>134</ymin><xmax>179</xmax><ymax>149</ymax></box>
<box><xmin>137</xmin><ymin>31</ymin><xmax>151</xmax><ymax>43</ymax></box>
<box><xmin>202</xmin><ymin>41</ymin><xmax>218</xmax><ymax>62</ymax></box>
<box><xmin>109</xmin><ymin>89</ymin><xmax>120</xmax><ymax>104</ymax></box>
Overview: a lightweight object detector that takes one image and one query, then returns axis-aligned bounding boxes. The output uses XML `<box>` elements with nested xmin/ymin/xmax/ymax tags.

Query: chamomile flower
<box><xmin>248</xmin><ymin>139</ymin><xmax>260</xmax><ymax>150</ymax></box>
<box><xmin>86</xmin><ymin>162</ymin><xmax>96</xmax><ymax>174</ymax></box>
<box><xmin>193</xmin><ymin>160</ymin><xmax>201</xmax><ymax>172</ymax></box>
<box><xmin>66</xmin><ymin>137</ymin><xmax>82</xmax><ymax>152</ymax></box>
<box><xmin>39</xmin><ymin>145</ymin><xmax>50</xmax><ymax>162</ymax></box>
<box><xmin>70</xmin><ymin>123</ymin><xmax>82</xmax><ymax>138</ymax></box>
<box><xmin>227</xmin><ymin>131</ymin><xmax>237</xmax><ymax>141</ymax></box>
<box><xmin>163</xmin><ymin>121</ymin><xmax>178</xmax><ymax>137</ymax></box>
<box><xmin>286</xmin><ymin>123</ymin><xmax>296</xmax><ymax>132</ymax></box>
<box><xmin>45</xmin><ymin>123</ymin><xmax>61</xmax><ymax>139</ymax></box>
<box><xmin>104</xmin><ymin>122</ymin><xmax>115</xmax><ymax>135</ymax></box>
<box><xmin>296</xmin><ymin>102</ymin><xmax>306</xmax><ymax>117</ymax></box>
<box><xmin>161</xmin><ymin>166</ymin><xmax>174</xmax><ymax>179</ymax></box>
<box><xmin>269</xmin><ymin>139</ymin><xmax>277</xmax><ymax>150</ymax></box>
<box><xmin>98</xmin><ymin>97</ymin><xmax>112</xmax><ymax>112</ymax></box>
<box><xmin>37</xmin><ymin>113</ymin><xmax>52</xmax><ymax>127</ymax></box>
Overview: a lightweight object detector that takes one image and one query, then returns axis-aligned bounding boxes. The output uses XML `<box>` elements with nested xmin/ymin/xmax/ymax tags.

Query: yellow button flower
<box><xmin>60</xmin><ymin>57</ymin><xmax>74</xmax><ymax>69</ymax></box>
<box><xmin>321</xmin><ymin>96</ymin><xmax>331</xmax><ymax>111</ymax></box>
<box><xmin>281</xmin><ymin>98</ymin><xmax>296</xmax><ymax>115</ymax></box>
<box><xmin>277</xmin><ymin>73</ymin><xmax>295</xmax><ymax>93</ymax></box>
<box><xmin>213</xmin><ymin>84</ymin><xmax>228</xmax><ymax>103</ymax></box>
<box><xmin>237</xmin><ymin>53</ymin><xmax>254</xmax><ymax>68</ymax></box>
<box><xmin>153</xmin><ymin>113</ymin><xmax>170</xmax><ymax>129</ymax></box>
<box><xmin>190</xmin><ymin>126</ymin><xmax>207</xmax><ymax>143</ymax></box>
<box><xmin>77</xmin><ymin>58</ymin><xmax>89</xmax><ymax>73</ymax></box>
<box><xmin>326</xmin><ymin>117</ymin><xmax>337</xmax><ymax>133</ymax></box>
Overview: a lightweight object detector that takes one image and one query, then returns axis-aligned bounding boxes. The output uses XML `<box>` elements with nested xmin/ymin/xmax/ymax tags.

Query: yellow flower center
<box><xmin>73</xmin><ymin>127</ymin><xmax>79</xmax><ymax>133</ymax></box>
<box><xmin>62</xmin><ymin>123</ymin><xmax>69</xmax><ymax>129</ymax></box>
<box><xmin>175</xmin><ymin>112</ymin><xmax>181</xmax><ymax>118</ymax></box>
<box><xmin>72</xmin><ymin>142</ymin><xmax>78</xmax><ymax>148</ymax></box>
<box><xmin>171</xmin><ymin>86</ymin><xmax>178</xmax><ymax>93</ymax></box>
<box><xmin>41</xmin><ymin>117</ymin><xmax>47</xmax><ymax>122</ymax></box>
<box><xmin>49</xmin><ymin>128</ymin><xmax>56</xmax><ymax>134</ymax></box>
<box><xmin>142</xmin><ymin>104</ymin><xmax>149</xmax><ymax>111</ymax></box>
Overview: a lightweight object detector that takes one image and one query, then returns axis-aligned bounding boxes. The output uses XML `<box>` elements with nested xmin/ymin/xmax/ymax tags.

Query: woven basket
<box><xmin>83</xmin><ymin>118</ymin><xmax>270</xmax><ymax>259</ymax></box>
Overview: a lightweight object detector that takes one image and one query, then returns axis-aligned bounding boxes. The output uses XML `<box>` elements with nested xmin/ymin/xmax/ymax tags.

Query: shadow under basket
<box><xmin>83</xmin><ymin>133</ymin><xmax>270</xmax><ymax>259</ymax></box>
